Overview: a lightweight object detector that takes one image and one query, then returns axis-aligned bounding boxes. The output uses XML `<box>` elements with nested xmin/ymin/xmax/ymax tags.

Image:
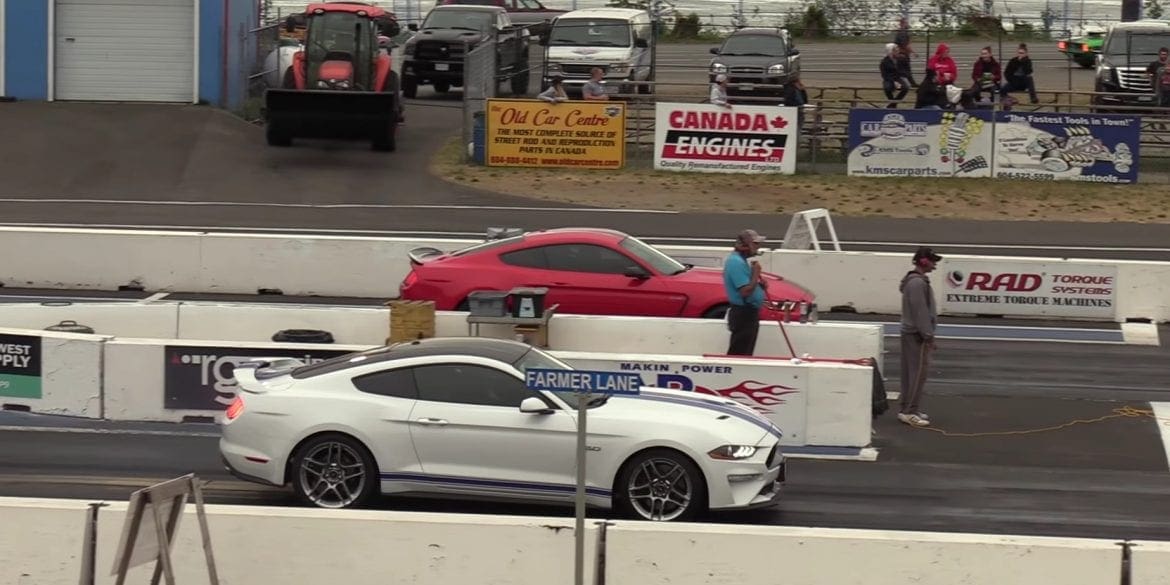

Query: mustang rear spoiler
<box><xmin>408</xmin><ymin>246</ymin><xmax>445</xmax><ymax>266</ymax></box>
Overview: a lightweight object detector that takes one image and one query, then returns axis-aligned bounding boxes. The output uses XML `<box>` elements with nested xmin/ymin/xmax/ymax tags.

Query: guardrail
<box><xmin>2</xmin><ymin>496</ymin><xmax>1167</xmax><ymax>585</ymax></box>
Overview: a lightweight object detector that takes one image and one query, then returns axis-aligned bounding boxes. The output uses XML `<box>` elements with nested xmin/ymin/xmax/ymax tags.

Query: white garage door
<box><xmin>54</xmin><ymin>0</ymin><xmax>195</xmax><ymax>102</ymax></box>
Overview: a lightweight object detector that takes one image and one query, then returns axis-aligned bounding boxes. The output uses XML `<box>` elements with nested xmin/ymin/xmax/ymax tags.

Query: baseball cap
<box><xmin>737</xmin><ymin>229</ymin><xmax>766</xmax><ymax>244</ymax></box>
<box><xmin>913</xmin><ymin>246</ymin><xmax>942</xmax><ymax>263</ymax></box>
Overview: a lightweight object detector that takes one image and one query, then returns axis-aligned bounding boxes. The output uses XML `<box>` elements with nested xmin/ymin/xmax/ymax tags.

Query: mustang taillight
<box><xmin>225</xmin><ymin>396</ymin><xmax>245</xmax><ymax>420</ymax></box>
<box><xmin>401</xmin><ymin>271</ymin><xmax>419</xmax><ymax>289</ymax></box>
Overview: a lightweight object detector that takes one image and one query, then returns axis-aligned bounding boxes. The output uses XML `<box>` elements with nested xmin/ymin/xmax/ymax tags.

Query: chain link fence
<box><xmin>462</xmin><ymin>39</ymin><xmax>499</xmax><ymax>163</ymax></box>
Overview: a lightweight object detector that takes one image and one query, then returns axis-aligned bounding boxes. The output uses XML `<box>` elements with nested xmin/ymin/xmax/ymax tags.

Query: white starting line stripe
<box><xmin>1152</xmin><ymin>402</ymin><xmax>1170</xmax><ymax>471</ymax></box>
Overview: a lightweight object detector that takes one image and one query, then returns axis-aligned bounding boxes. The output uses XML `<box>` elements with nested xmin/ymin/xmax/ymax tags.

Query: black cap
<box><xmin>913</xmin><ymin>246</ymin><xmax>942</xmax><ymax>263</ymax></box>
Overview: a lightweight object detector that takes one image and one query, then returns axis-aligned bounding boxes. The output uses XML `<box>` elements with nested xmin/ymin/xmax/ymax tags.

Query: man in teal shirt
<box><xmin>723</xmin><ymin>229</ymin><xmax>767</xmax><ymax>355</ymax></box>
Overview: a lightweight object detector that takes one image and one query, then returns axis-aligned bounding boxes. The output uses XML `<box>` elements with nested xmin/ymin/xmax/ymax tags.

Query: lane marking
<box><xmin>0</xmin><ymin>199</ymin><xmax>678</xmax><ymax>214</ymax></box>
<box><xmin>0</xmin><ymin>221</ymin><xmax>1163</xmax><ymax>255</ymax></box>
<box><xmin>141</xmin><ymin>292</ymin><xmax>171</xmax><ymax>303</ymax></box>
<box><xmin>931</xmin><ymin>379</ymin><xmax>1170</xmax><ymax>393</ymax></box>
<box><xmin>1152</xmin><ymin>402</ymin><xmax>1170</xmax><ymax>471</ymax></box>
<box><xmin>0</xmin><ymin>425</ymin><xmax>218</xmax><ymax>437</ymax></box>
<box><xmin>0</xmin><ymin>473</ymin><xmax>281</xmax><ymax>492</ymax></box>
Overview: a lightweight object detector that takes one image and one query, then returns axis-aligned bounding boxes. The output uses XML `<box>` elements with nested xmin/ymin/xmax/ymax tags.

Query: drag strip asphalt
<box><xmin>1</xmin><ymin>207</ymin><xmax>1169</xmax><ymax>261</ymax></box>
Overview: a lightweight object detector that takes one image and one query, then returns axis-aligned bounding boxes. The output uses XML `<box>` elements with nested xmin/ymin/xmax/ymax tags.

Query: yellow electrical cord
<box><xmin>911</xmin><ymin>406</ymin><xmax>1168</xmax><ymax>437</ymax></box>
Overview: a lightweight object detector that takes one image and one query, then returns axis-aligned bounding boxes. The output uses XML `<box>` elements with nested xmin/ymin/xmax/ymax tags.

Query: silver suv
<box><xmin>708</xmin><ymin>27</ymin><xmax>801</xmax><ymax>104</ymax></box>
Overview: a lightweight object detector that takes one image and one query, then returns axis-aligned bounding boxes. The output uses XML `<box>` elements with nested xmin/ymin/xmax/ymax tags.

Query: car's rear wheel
<box><xmin>614</xmin><ymin>448</ymin><xmax>707</xmax><ymax>522</ymax></box>
<box><xmin>290</xmin><ymin>433</ymin><xmax>378</xmax><ymax>509</ymax></box>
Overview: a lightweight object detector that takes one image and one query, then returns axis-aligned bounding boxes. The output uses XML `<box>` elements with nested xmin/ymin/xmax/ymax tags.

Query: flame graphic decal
<box><xmin>693</xmin><ymin>380</ymin><xmax>799</xmax><ymax>414</ymax></box>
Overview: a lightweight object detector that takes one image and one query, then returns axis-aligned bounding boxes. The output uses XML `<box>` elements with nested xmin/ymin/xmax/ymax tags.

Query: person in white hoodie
<box><xmin>898</xmin><ymin>246</ymin><xmax>941</xmax><ymax>427</ymax></box>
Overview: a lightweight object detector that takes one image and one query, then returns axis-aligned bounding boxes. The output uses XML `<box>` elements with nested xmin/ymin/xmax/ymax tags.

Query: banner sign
<box><xmin>847</xmin><ymin>109</ymin><xmax>1141</xmax><ymax>182</ymax></box>
<box><xmin>940</xmin><ymin>260</ymin><xmax>1118</xmax><ymax>319</ymax></box>
<box><xmin>484</xmin><ymin>98</ymin><xmax>626</xmax><ymax>169</ymax></box>
<box><xmin>556</xmin><ymin>354</ymin><xmax>808</xmax><ymax>445</ymax></box>
<box><xmin>847</xmin><ymin>110</ymin><xmax>994</xmax><ymax>177</ymax></box>
<box><xmin>164</xmin><ymin>345</ymin><xmax>351</xmax><ymax>410</ymax></box>
<box><xmin>0</xmin><ymin>333</ymin><xmax>42</xmax><ymax>399</ymax></box>
<box><xmin>993</xmin><ymin>112</ymin><xmax>1139</xmax><ymax>183</ymax></box>
<box><xmin>654</xmin><ymin>103</ymin><xmax>799</xmax><ymax>174</ymax></box>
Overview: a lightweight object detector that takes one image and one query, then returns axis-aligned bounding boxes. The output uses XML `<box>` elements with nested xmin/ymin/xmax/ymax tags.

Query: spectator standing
<box><xmin>582</xmin><ymin>67</ymin><xmax>609</xmax><ymax>101</ymax></box>
<box><xmin>710</xmin><ymin>74</ymin><xmax>731</xmax><ymax>108</ymax></box>
<box><xmin>722</xmin><ymin>229</ymin><xmax>768</xmax><ymax>356</ymax></box>
<box><xmin>881</xmin><ymin>43</ymin><xmax>910</xmax><ymax>107</ymax></box>
<box><xmin>898</xmin><ymin>246</ymin><xmax>941</xmax><ymax>428</ymax></box>
<box><xmin>1001</xmin><ymin>43</ymin><xmax>1039</xmax><ymax>104</ymax></box>
<box><xmin>1146</xmin><ymin>47</ymin><xmax>1170</xmax><ymax>108</ymax></box>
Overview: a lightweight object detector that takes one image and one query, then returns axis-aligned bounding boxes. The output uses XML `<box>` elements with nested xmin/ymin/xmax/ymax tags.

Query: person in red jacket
<box><xmin>970</xmin><ymin>46</ymin><xmax>1002</xmax><ymax>103</ymax></box>
<box><xmin>927</xmin><ymin>43</ymin><xmax>957</xmax><ymax>85</ymax></box>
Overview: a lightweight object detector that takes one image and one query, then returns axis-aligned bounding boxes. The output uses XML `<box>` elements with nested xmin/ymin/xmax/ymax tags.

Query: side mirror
<box><xmin>789</xmin><ymin>48</ymin><xmax>800</xmax><ymax>56</ymax></box>
<box><xmin>634</xmin><ymin>37</ymin><xmax>649</xmax><ymax>48</ymax></box>
<box><xmin>709</xmin><ymin>47</ymin><xmax>720</xmax><ymax>55</ymax></box>
<box><xmin>408</xmin><ymin>23</ymin><xmax>419</xmax><ymax>32</ymax></box>
<box><xmin>624</xmin><ymin>265</ymin><xmax>651</xmax><ymax>279</ymax></box>
<box><xmin>520</xmin><ymin>396</ymin><xmax>554</xmax><ymax>414</ymax></box>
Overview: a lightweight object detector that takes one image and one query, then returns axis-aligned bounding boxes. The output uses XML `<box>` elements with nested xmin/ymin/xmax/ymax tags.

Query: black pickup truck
<box><xmin>401</xmin><ymin>5</ymin><xmax>531</xmax><ymax>97</ymax></box>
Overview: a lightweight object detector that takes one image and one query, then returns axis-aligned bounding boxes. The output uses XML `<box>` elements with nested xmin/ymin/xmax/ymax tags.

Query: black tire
<box><xmin>372</xmin><ymin>121</ymin><xmax>397</xmax><ymax>151</ymax></box>
<box><xmin>434</xmin><ymin>81</ymin><xmax>450</xmax><ymax>93</ymax></box>
<box><xmin>289</xmin><ymin>433</ymin><xmax>379</xmax><ymax>509</ymax></box>
<box><xmin>702</xmin><ymin>304</ymin><xmax>729</xmax><ymax>319</ymax></box>
<box><xmin>614</xmin><ymin>448</ymin><xmax>707</xmax><ymax>522</ymax></box>
<box><xmin>402</xmin><ymin>75</ymin><xmax>418</xmax><ymax>98</ymax></box>
<box><xmin>265</xmin><ymin>123</ymin><xmax>291</xmax><ymax>147</ymax></box>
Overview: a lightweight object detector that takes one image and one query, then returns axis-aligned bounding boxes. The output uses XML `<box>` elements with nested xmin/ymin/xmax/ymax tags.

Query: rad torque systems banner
<box><xmin>0</xmin><ymin>333</ymin><xmax>42</xmax><ymax>399</ymax></box>
<box><xmin>484</xmin><ymin>98</ymin><xmax>626</xmax><ymax>169</ymax></box>
<box><xmin>940</xmin><ymin>259</ymin><xmax>1118</xmax><ymax>319</ymax></box>
<box><xmin>164</xmin><ymin>345</ymin><xmax>352</xmax><ymax>410</ymax></box>
<box><xmin>847</xmin><ymin>109</ymin><xmax>1140</xmax><ymax>182</ymax></box>
<box><xmin>653</xmin><ymin>103</ymin><xmax>799</xmax><ymax>174</ymax></box>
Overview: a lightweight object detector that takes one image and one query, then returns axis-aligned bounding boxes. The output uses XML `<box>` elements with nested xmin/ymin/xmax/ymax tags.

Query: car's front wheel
<box><xmin>615</xmin><ymin>448</ymin><xmax>707</xmax><ymax>522</ymax></box>
<box><xmin>290</xmin><ymin>433</ymin><xmax>378</xmax><ymax>509</ymax></box>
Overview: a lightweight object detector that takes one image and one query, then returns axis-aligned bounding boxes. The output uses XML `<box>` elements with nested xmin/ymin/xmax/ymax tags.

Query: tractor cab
<box><xmin>285</xmin><ymin>4</ymin><xmax>400</xmax><ymax>91</ymax></box>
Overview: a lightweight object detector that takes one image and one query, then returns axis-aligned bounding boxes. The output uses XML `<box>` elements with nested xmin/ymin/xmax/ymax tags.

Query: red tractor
<box><xmin>265</xmin><ymin>2</ymin><xmax>404</xmax><ymax>151</ymax></box>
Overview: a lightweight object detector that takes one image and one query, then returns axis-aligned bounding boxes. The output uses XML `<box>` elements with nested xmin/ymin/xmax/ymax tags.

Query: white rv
<box><xmin>539</xmin><ymin>8</ymin><xmax>654</xmax><ymax>95</ymax></box>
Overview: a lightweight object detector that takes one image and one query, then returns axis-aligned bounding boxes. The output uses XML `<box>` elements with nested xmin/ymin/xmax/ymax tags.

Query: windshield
<box><xmin>423</xmin><ymin>9</ymin><xmax>494</xmax><ymax>31</ymax></box>
<box><xmin>1104</xmin><ymin>31</ymin><xmax>1170</xmax><ymax>58</ymax></box>
<box><xmin>548</xmin><ymin>18</ymin><xmax>631</xmax><ymax>46</ymax></box>
<box><xmin>720</xmin><ymin>33</ymin><xmax>787</xmax><ymax>57</ymax></box>
<box><xmin>306</xmin><ymin>12</ymin><xmax>371</xmax><ymax>57</ymax></box>
<box><xmin>619</xmin><ymin>236</ymin><xmax>688</xmax><ymax>275</ymax></box>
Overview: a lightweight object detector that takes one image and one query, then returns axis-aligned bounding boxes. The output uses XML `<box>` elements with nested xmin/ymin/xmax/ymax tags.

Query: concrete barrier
<box><xmin>0</xmin><ymin>302</ymin><xmax>885</xmax><ymax>367</ymax></box>
<box><xmin>1132</xmin><ymin>540</ymin><xmax>1170</xmax><ymax>585</ymax></box>
<box><xmin>0</xmin><ymin>497</ymin><xmax>599</xmax><ymax>585</ymax></box>
<box><xmin>101</xmin><ymin>338</ymin><xmax>369</xmax><ymax>423</ymax></box>
<box><xmin>602</xmin><ymin>522</ymin><xmax>1124</xmax><ymax>585</ymax></box>
<box><xmin>0</xmin><ymin>302</ymin><xmax>180</xmax><ymax>338</ymax></box>
<box><xmin>0</xmin><ymin>226</ymin><xmax>1161</xmax><ymax>322</ymax></box>
<box><xmin>0</xmin><ymin>327</ymin><xmax>107</xmax><ymax>418</ymax></box>
<box><xmin>554</xmin><ymin>350</ymin><xmax>873</xmax><ymax>448</ymax></box>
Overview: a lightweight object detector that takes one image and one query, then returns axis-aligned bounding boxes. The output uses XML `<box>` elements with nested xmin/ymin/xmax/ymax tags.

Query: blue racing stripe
<box><xmin>380</xmin><ymin>472</ymin><xmax>612</xmax><ymax>497</ymax></box>
<box><xmin>624</xmin><ymin>393</ymin><xmax>784</xmax><ymax>440</ymax></box>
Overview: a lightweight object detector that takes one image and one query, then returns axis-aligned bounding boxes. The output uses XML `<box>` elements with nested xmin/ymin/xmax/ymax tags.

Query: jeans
<box><xmin>1000</xmin><ymin>77</ymin><xmax>1038</xmax><ymax>102</ymax></box>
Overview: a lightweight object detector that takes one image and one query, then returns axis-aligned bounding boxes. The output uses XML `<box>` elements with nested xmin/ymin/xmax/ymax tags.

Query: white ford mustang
<box><xmin>219</xmin><ymin>337</ymin><xmax>786</xmax><ymax>521</ymax></box>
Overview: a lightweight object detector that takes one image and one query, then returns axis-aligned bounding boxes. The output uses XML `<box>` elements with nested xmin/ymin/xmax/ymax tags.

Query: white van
<box><xmin>539</xmin><ymin>8</ymin><xmax>654</xmax><ymax>95</ymax></box>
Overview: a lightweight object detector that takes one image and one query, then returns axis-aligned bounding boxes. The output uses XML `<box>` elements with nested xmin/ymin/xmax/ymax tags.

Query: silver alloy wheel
<box><xmin>626</xmin><ymin>457</ymin><xmax>693</xmax><ymax>521</ymax></box>
<box><xmin>297</xmin><ymin>441</ymin><xmax>367</xmax><ymax>509</ymax></box>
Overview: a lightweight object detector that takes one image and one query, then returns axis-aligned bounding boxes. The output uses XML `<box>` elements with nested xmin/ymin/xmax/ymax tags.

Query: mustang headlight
<box><xmin>708</xmin><ymin>445</ymin><xmax>757</xmax><ymax>460</ymax></box>
<box><xmin>710</xmin><ymin>62</ymin><xmax>726</xmax><ymax>74</ymax></box>
<box><xmin>768</xmin><ymin>63</ymin><xmax>786</xmax><ymax>75</ymax></box>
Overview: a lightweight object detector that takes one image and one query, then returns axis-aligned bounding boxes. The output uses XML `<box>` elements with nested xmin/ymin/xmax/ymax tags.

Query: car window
<box><xmin>352</xmin><ymin>367</ymin><xmax>418</xmax><ymax>399</ymax></box>
<box><xmin>720</xmin><ymin>33</ymin><xmax>786</xmax><ymax>57</ymax></box>
<box><xmin>500</xmin><ymin>246</ymin><xmax>547</xmax><ymax>268</ymax></box>
<box><xmin>543</xmin><ymin>244</ymin><xmax>635</xmax><ymax>274</ymax></box>
<box><xmin>518</xmin><ymin>0</ymin><xmax>542</xmax><ymax>9</ymax></box>
<box><xmin>413</xmin><ymin>363</ymin><xmax>535</xmax><ymax>407</ymax></box>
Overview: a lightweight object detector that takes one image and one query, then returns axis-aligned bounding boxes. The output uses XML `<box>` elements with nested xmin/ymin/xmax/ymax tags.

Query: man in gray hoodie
<box><xmin>898</xmin><ymin>247</ymin><xmax>941</xmax><ymax>427</ymax></box>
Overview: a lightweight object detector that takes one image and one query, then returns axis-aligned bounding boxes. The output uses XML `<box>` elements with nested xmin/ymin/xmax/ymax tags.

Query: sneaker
<box><xmin>916</xmin><ymin>412</ymin><xmax>929</xmax><ymax>420</ymax></box>
<box><xmin>898</xmin><ymin>413</ymin><xmax>930</xmax><ymax>427</ymax></box>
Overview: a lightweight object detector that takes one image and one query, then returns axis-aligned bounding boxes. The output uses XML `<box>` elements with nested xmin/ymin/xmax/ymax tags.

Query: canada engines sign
<box><xmin>940</xmin><ymin>260</ymin><xmax>1117</xmax><ymax>319</ymax></box>
<box><xmin>654</xmin><ymin>103</ymin><xmax>798</xmax><ymax>174</ymax></box>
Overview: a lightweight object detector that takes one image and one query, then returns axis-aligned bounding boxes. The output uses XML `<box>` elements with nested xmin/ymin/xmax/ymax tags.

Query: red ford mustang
<box><xmin>398</xmin><ymin>228</ymin><xmax>817</xmax><ymax>321</ymax></box>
